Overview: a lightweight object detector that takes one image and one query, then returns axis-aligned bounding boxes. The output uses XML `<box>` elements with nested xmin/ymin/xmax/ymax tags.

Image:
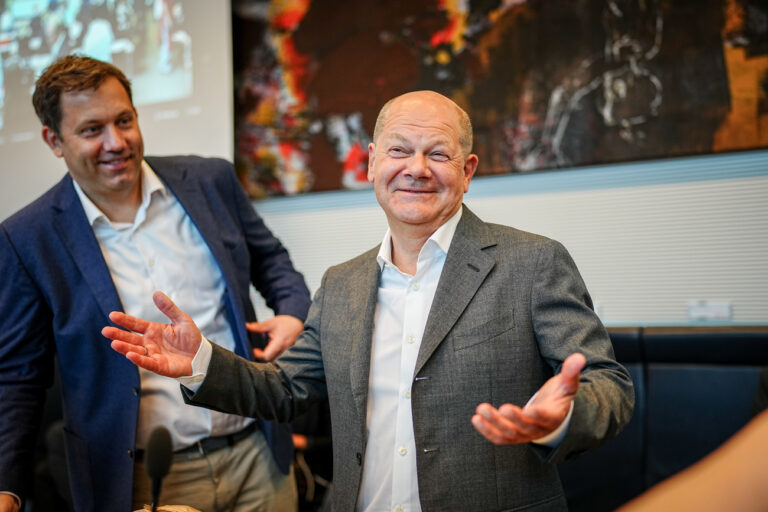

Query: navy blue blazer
<box><xmin>0</xmin><ymin>155</ymin><xmax>311</xmax><ymax>511</ymax></box>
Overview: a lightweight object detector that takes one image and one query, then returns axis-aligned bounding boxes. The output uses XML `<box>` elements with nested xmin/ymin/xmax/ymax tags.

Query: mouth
<box><xmin>396</xmin><ymin>188</ymin><xmax>436</xmax><ymax>194</ymax></box>
<box><xmin>99</xmin><ymin>155</ymin><xmax>133</xmax><ymax>170</ymax></box>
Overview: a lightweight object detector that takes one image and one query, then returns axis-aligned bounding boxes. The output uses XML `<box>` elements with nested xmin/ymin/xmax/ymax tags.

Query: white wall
<box><xmin>252</xmin><ymin>149</ymin><xmax>768</xmax><ymax>327</ymax></box>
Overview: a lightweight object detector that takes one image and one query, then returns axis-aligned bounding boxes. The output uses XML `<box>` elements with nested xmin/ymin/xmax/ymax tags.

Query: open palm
<box><xmin>471</xmin><ymin>352</ymin><xmax>586</xmax><ymax>444</ymax></box>
<box><xmin>102</xmin><ymin>291</ymin><xmax>203</xmax><ymax>377</ymax></box>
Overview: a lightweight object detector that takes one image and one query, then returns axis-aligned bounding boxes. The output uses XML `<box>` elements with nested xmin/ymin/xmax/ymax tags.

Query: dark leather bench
<box><xmin>558</xmin><ymin>326</ymin><xmax>768</xmax><ymax>511</ymax></box>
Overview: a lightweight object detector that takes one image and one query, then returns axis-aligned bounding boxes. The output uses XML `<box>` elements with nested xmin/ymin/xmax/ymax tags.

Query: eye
<box><xmin>431</xmin><ymin>152</ymin><xmax>450</xmax><ymax>162</ymax></box>
<box><xmin>117</xmin><ymin>116</ymin><xmax>134</xmax><ymax>127</ymax></box>
<box><xmin>388</xmin><ymin>147</ymin><xmax>408</xmax><ymax>157</ymax></box>
<box><xmin>81</xmin><ymin>125</ymin><xmax>101</xmax><ymax>136</ymax></box>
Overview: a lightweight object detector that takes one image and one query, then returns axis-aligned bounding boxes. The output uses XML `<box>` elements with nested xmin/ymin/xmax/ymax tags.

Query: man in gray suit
<box><xmin>105</xmin><ymin>91</ymin><xmax>634</xmax><ymax>511</ymax></box>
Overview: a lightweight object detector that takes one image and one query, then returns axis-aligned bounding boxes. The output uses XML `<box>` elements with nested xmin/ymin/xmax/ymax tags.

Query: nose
<box><xmin>404</xmin><ymin>153</ymin><xmax>432</xmax><ymax>179</ymax></box>
<box><xmin>102</xmin><ymin>124</ymin><xmax>127</xmax><ymax>152</ymax></box>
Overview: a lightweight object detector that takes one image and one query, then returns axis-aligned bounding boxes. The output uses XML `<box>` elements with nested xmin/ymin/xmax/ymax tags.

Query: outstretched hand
<box><xmin>246</xmin><ymin>315</ymin><xmax>304</xmax><ymax>361</ymax></box>
<box><xmin>102</xmin><ymin>291</ymin><xmax>202</xmax><ymax>378</ymax></box>
<box><xmin>471</xmin><ymin>353</ymin><xmax>586</xmax><ymax>445</ymax></box>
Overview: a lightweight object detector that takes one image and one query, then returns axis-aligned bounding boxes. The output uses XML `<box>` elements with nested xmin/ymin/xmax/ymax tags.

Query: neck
<box><xmin>85</xmin><ymin>184</ymin><xmax>142</xmax><ymax>223</ymax></box>
<box><xmin>389</xmin><ymin>223</ymin><xmax>439</xmax><ymax>276</ymax></box>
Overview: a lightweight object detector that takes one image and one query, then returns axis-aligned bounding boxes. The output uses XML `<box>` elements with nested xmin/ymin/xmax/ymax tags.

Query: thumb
<box><xmin>246</xmin><ymin>321</ymin><xmax>270</xmax><ymax>333</ymax></box>
<box><xmin>559</xmin><ymin>353</ymin><xmax>586</xmax><ymax>394</ymax></box>
<box><xmin>152</xmin><ymin>291</ymin><xmax>187</xmax><ymax>325</ymax></box>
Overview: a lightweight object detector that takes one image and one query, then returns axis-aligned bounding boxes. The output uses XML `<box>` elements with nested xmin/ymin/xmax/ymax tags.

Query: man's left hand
<box><xmin>246</xmin><ymin>315</ymin><xmax>304</xmax><ymax>361</ymax></box>
<box><xmin>471</xmin><ymin>353</ymin><xmax>586</xmax><ymax>445</ymax></box>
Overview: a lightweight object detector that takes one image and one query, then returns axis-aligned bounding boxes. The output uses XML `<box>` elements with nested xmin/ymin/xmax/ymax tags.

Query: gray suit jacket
<box><xmin>186</xmin><ymin>206</ymin><xmax>634</xmax><ymax>511</ymax></box>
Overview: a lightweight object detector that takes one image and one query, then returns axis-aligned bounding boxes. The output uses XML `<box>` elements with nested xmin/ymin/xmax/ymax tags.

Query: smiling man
<box><xmin>104</xmin><ymin>90</ymin><xmax>635</xmax><ymax>512</ymax></box>
<box><xmin>0</xmin><ymin>56</ymin><xmax>311</xmax><ymax>512</ymax></box>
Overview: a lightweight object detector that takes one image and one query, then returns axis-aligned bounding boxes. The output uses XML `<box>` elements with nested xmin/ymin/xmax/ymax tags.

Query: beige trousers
<box><xmin>132</xmin><ymin>428</ymin><xmax>297</xmax><ymax>512</ymax></box>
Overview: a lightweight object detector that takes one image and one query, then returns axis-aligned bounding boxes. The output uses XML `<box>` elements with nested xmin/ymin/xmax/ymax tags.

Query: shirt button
<box><xmin>406</xmin><ymin>335</ymin><xmax>415</xmax><ymax>344</ymax></box>
<box><xmin>398</xmin><ymin>446</ymin><xmax>407</xmax><ymax>456</ymax></box>
<box><xmin>148</xmin><ymin>258</ymin><xmax>155</xmax><ymax>267</ymax></box>
<box><xmin>412</xmin><ymin>282</ymin><xmax>420</xmax><ymax>291</ymax></box>
<box><xmin>404</xmin><ymin>390</ymin><xmax>411</xmax><ymax>399</ymax></box>
<box><xmin>395</xmin><ymin>507</ymin><xmax>404</xmax><ymax>512</ymax></box>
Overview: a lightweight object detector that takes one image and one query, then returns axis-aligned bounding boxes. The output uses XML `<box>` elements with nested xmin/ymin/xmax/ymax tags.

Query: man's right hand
<box><xmin>102</xmin><ymin>291</ymin><xmax>201</xmax><ymax>378</ymax></box>
<box><xmin>0</xmin><ymin>493</ymin><xmax>20</xmax><ymax>512</ymax></box>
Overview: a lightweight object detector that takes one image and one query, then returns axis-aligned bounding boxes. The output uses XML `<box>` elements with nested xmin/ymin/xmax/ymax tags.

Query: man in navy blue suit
<box><xmin>0</xmin><ymin>55</ymin><xmax>311</xmax><ymax>512</ymax></box>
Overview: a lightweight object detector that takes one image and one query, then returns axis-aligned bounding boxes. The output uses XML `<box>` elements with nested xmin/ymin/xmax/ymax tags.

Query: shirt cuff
<box><xmin>177</xmin><ymin>336</ymin><xmax>213</xmax><ymax>392</ymax></box>
<box><xmin>532</xmin><ymin>400</ymin><xmax>574</xmax><ymax>447</ymax></box>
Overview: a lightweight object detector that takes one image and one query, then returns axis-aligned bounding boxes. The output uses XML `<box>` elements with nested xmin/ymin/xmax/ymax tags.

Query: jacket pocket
<box><xmin>452</xmin><ymin>310</ymin><xmax>515</xmax><ymax>351</ymax></box>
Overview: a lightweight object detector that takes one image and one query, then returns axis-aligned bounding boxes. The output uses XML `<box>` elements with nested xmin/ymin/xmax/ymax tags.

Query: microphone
<box><xmin>146</xmin><ymin>426</ymin><xmax>173</xmax><ymax>512</ymax></box>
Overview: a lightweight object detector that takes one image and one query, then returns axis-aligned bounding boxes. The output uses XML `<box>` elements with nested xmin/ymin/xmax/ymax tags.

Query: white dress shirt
<box><xmin>355</xmin><ymin>208</ymin><xmax>462</xmax><ymax>512</ymax></box>
<box><xmin>74</xmin><ymin>161</ymin><xmax>250</xmax><ymax>450</ymax></box>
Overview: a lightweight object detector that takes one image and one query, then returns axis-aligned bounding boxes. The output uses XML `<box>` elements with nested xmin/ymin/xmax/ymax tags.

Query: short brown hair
<box><xmin>32</xmin><ymin>55</ymin><xmax>133</xmax><ymax>136</ymax></box>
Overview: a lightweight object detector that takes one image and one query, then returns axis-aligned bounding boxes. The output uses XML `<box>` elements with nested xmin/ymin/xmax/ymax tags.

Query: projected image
<box><xmin>0</xmin><ymin>0</ymin><xmax>193</xmax><ymax>131</ymax></box>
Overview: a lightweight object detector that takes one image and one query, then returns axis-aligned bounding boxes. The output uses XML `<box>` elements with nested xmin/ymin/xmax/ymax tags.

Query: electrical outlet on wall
<box><xmin>687</xmin><ymin>300</ymin><xmax>733</xmax><ymax>321</ymax></box>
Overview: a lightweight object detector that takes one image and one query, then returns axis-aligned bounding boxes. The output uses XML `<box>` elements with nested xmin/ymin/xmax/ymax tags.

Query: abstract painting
<box><xmin>232</xmin><ymin>0</ymin><xmax>768</xmax><ymax>197</ymax></box>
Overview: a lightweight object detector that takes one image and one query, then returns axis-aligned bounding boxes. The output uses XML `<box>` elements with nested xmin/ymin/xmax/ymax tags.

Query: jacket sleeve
<box><xmin>529</xmin><ymin>239</ymin><xmax>635</xmax><ymax>463</ymax></box>
<box><xmin>182</xmin><ymin>270</ymin><xmax>329</xmax><ymax>421</ymax></box>
<box><xmin>0</xmin><ymin>226</ymin><xmax>54</xmax><ymax>500</ymax></box>
<box><xmin>226</xmin><ymin>163</ymin><xmax>312</xmax><ymax>321</ymax></box>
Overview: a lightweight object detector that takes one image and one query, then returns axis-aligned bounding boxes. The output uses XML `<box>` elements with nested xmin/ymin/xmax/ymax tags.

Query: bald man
<box><xmin>105</xmin><ymin>91</ymin><xmax>634</xmax><ymax>512</ymax></box>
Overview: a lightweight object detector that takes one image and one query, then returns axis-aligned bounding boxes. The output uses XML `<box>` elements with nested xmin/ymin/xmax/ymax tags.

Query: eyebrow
<box><xmin>75</xmin><ymin>109</ymin><xmax>135</xmax><ymax>127</ymax></box>
<box><xmin>382</xmin><ymin>133</ymin><xmax>452</xmax><ymax>149</ymax></box>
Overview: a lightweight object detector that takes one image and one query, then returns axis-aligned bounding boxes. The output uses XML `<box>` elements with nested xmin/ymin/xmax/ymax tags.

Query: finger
<box><xmin>102</xmin><ymin>325</ymin><xmax>146</xmax><ymax>346</ymax></box>
<box><xmin>109</xmin><ymin>339</ymin><xmax>146</xmax><ymax>357</ymax></box>
<box><xmin>472</xmin><ymin>411</ymin><xmax>527</xmax><ymax>444</ymax></box>
<box><xmin>153</xmin><ymin>291</ymin><xmax>188</xmax><ymax>325</ymax></box>
<box><xmin>260</xmin><ymin>338</ymin><xmax>287</xmax><ymax>362</ymax></box>
<box><xmin>123</xmin><ymin>348</ymin><xmax>164</xmax><ymax>374</ymax></box>
<box><xmin>108</xmin><ymin>311</ymin><xmax>150</xmax><ymax>333</ymax></box>
<box><xmin>559</xmin><ymin>353</ymin><xmax>587</xmax><ymax>394</ymax></box>
<box><xmin>246</xmin><ymin>321</ymin><xmax>269</xmax><ymax>334</ymax></box>
<box><xmin>474</xmin><ymin>403</ymin><xmax>533</xmax><ymax>441</ymax></box>
<box><xmin>471</xmin><ymin>413</ymin><xmax>506</xmax><ymax>443</ymax></box>
<box><xmin>498</xmin><ymin>402</ymin><xmax>557</xmax><ymax>435</ymax></box>
<box><xmin>252</xmin><ymin>347</ymin><xmax>266</xmax><ymax>360</ymax></box>
<box><xmin>491</xmin><ymin>402</ymin><xmax>551</xmax><ymax>439</ymax></box>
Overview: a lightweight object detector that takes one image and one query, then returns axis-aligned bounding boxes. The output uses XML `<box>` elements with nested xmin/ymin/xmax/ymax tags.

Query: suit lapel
<box><xmin>152</xmin><ymin>159</ymin><xmax>236</xmax><ymax>293</ymax></box>
<box><xmin>149</xmin><ymin>158</ymin><xmax>211</xmax><ymax>244</ymax></box>
<box><xmin>415</xmin><ymin>207</ymin><xmax>497</xmax><ymax>374</ymax></box>
<box><xmin>347</xmin><ymin>251</ymin><xmax>381</xmax><ymax>426</ymax></box>
<box><xmin>51</xmin><ymin>176</ymin><xmax>124</xmax><ymax>318</ymax></box>
<box><xmin>149</xmin><ymin>157</ymin><xmax>250</xmax><ymax>354</ymax></box>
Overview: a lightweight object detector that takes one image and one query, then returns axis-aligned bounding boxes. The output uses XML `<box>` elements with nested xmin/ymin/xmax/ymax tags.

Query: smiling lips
<box><xmin>396</xmin><ymin>186</ymin><xmax>437</xmax><ymax>194</ymax></box>
<box><xmin>100</xmin><ymin>155</ymin><xmax>132</xmax><ymax>168</ymax></box>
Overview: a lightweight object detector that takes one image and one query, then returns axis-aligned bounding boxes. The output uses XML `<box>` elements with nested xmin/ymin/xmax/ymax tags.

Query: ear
<box><xmin>367</xmin><ymin>142</ymin><xmax>376</xmax><ymax>183</ymax></box>
<box><xmin>462</xmin><ymin>153</ymin><xmax>479</xmax><ymax>192</ymax></box>
<box><xmin>42</xmin><ymin>126</ymin><xmax>64</xmax><ymax>157</ymax></box>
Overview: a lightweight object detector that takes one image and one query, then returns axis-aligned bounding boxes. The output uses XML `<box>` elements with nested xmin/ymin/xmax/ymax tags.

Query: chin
<box><xmin>394</xmin><ymin>212</ymin><xmax>437</xmax><ymax>226</ymax></box>
<box><xmin>111</xmin><ymin>171</ymin><xmax>140</xmax><ymax>188</ymax></box>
